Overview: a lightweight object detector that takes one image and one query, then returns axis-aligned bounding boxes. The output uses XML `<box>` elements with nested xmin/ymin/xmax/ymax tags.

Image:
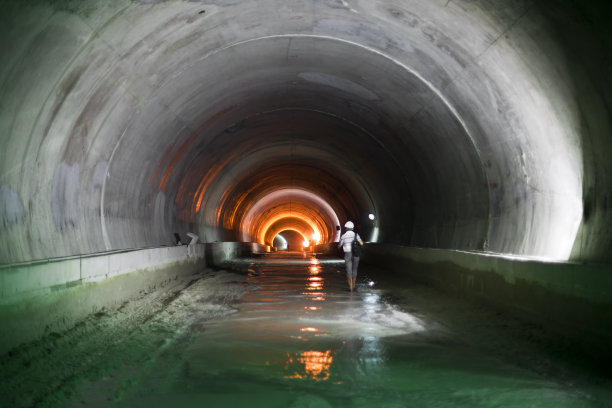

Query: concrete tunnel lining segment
<box><xmin>0</xmin><ymin>0</ymin><xmax>611</xmax><ymax>264</ymax></box>
<box><xmin>239</xmin><ymin>188</ymin><xmax>340</xmax><ymax>246</ymax></box>
<box><xmin>99</xmin><ymin>33</ymin><xmax>490</xmax><ymax>254</ymax></box>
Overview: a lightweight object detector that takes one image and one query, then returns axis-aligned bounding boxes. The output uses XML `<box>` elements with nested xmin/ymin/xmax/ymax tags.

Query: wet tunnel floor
<box><xmin>3</xmin><ymin>253</ymin><xmax>612</xmax><ymax>407</ymax></box>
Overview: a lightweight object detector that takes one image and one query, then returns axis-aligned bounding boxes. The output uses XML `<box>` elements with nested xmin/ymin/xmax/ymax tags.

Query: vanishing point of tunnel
<box><xmin>1</xmin><ymin>0</ymin><xmax>612</xmax><ymax>406</ymax></box>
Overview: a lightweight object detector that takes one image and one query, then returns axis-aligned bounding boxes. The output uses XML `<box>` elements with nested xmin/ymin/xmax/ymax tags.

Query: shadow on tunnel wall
<box><xmin>203</xmin><ymin>242</ymin><xmax>268</xmax><ymax>269</ymax></box>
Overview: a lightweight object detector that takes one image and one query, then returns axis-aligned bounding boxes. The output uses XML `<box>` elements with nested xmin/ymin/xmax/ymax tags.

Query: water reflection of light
<box><xmin>306</xmin><ymin>263</ymin><xmax>324</xmax><ymax>295</ymax></box>
<box><xmin>354</xmin><ymin>292</ymin><xmax>426</xmax><ymax>334</ymax></box>
<box><xmin>302</xmin><ymin>291</ymin><xmax>326</xmax><ymax>301</ymax></box>
<box><xmin>308</xmin><ymin>265</ymin><xmax>320</xmax><ymax>274</ymax></box>
<box><xmin>307</xmin><ymin>275</ymin><xmax>323</xmax><ymax>291</ymax></box>
<box><xmin>305</xmin><ymin>306</ymin><xmax>321</xmax><ymax>311</ymax></box>
<box><xmin>300</xmin><ymin>327</ymin><xmax>319</xmax><ymax>332</ymax></box>
<box><xmin>362</xmin><ymin>293</ymin><xmax>380</xmax><ymax>316</ymax></box>
<box><xmin>284</xmin><ymin>350</ymin><xmax>334</xmax><ymax>381</ymax></box>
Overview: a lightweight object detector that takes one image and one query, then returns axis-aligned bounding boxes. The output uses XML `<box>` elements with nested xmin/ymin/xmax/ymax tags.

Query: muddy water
<box><xmin>3</xmin><ymin>253</ymin><xmax>611</xmax><ymax>407</ymax></box>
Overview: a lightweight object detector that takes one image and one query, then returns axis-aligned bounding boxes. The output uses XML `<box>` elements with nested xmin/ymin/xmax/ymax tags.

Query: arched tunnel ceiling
<box><xmin>1</xmin><ymin>0</ymin><xmax>612</xmax><ymax>264</ymax></box>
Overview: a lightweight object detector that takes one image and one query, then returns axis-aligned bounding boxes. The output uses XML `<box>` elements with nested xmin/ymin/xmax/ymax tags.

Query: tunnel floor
<box><xmin>2</xmin><ymin>253</ymin><xmax>612</xmax><ymax>407</ymax></box>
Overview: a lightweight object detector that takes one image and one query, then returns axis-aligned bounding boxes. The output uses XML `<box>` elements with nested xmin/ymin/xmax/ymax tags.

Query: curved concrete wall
<box><xmin>1</xmin><ymin>0</ymin><xmax>611</xmax><ymax>264</ymax></box>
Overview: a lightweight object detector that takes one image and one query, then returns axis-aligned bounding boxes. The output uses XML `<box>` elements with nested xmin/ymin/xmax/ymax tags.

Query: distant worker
<box><xmin>339</xmin><ymin>221</ymin><xmax>363</xmax><ymax>292</ymax></box>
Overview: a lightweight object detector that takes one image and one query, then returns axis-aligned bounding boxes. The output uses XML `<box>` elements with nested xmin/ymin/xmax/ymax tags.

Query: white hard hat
<box><xmin>344</xmin><ymin>221</ymin><xmax>354</xmax><ymax>229</ymax></box>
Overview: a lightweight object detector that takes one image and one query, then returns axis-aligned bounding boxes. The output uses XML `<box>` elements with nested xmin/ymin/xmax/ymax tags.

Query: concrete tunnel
<box><xmin>1</xmin><ymin>0</ymin><xmax>612</xmax><ymax>396</ymax></box>
<box><xmin>2</xmin><ymin>0</ymin><xmax>612</xmax><ymax>265</ymax></box>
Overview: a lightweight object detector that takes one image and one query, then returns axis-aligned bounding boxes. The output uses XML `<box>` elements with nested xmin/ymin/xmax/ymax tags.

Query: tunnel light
<box><xmin>302</xmin><ymin>240</ymin><xmax>310</xmax><ymax>248</ymax></box>
<box><xmin>368</xmin><ymin>213</ymin><xmax>375</xmax><ymax>220</ymax></box>
<box><xmin>369</xmin><ymin>226</ymin><xmax>379</xmax><ymax>243</ymax></box>
<box><xmin>275</xmin><ymin>234</ymin><xmax>288</xmax><ymax>250</ymax></box>
<box><xmin>312</xmin><ymin>231</ymin><xmax>321</xmax><ymax>243</ymax></box>
<box><xmin>240</xmin><ymin>188</ymin><xmax>340</xmax><ymax>244</ymax></box>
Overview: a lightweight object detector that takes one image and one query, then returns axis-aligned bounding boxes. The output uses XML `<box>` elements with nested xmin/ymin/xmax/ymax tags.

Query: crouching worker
<box><xmin>338</xmin><ymin>221</ymin><xmax>364</xmax><ymax>292</ymax></box>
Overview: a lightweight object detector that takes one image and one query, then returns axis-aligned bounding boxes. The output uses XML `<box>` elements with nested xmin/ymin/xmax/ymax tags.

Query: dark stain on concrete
<box><xmin>62</xmin><ymin>76</ymin><xmax>114</xmax><ymax>165</ymax></box>
<box><xmin>51</xmin><ymin>162</ymin><xmax>80</xmax><ymax>231</ymax></box>
<box><xmin>44</xmin><ymin>65</ymin><xmax>87</xmax><ymax>143</ymax></box>
<box><xmin>421</xmin><ymin>24</ymin><xmax>469</xmax><ymax>69</ymax></box>
<box><xmin>0</xmin><ymin>186</ymin><xmax>25</xmax><ymax>228</ymax></box>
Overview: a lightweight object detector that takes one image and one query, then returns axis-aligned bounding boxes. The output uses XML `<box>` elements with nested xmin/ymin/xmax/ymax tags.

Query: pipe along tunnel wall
<box><xmin>1</xmin><ymin>0</ymin><xmax>612</xmax><ymax>371</ymax></box>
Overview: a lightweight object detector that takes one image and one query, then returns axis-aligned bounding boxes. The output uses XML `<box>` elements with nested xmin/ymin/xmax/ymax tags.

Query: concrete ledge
<box><xmin>0</xmin><ymin>258</ymin><xmax>82</xmax><ymax>300</ymax></box>
<box><xmin>0</xmin><ymin>245</ymin><xmax>207</xmax><ymax>354</ymax></box>
<box><xmin>0</xmin><ymin>245</ymin><xmax>206</xmax><ymax>304</ymax></box>
<box><xmin>363</xmin><ymin>244</ymin><xmax>612</xmax><ymax>364</ymax></box>
<box><xmin>0</xmin><ymin>241</ymin><xmax>266</xmax><ymax>307</ymax></box>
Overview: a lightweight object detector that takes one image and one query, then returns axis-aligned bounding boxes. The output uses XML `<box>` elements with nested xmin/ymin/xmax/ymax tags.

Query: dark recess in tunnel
<box><xmin>274</xmin><ymin>229</ymin><xmax>303</xmax><ymax>251</ymax></box>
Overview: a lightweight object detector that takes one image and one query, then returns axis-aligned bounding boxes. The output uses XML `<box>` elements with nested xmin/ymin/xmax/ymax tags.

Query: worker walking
<box><xmin>339</xmin><ymin>221</ymin><xmax>364</xmax><ymax>291</ymax></box>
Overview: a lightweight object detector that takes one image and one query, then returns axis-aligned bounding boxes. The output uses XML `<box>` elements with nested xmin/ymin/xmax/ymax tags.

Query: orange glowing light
<box><xmin>284</xmin><ymin>350</ymin><xmax>334</xmax><ymax>381</ymax></box>
<box><xmin>300</xmin><ymin>327</ymin><xmax>319</xmax><ymax>332</ymax></box>
<box><xmin>158</xmin><ymin>136</ymin><xmax>195</xmax><ymax>191</ymax></box>
<box><xmin>239</xmin><ymin>188</ymin><xmax>340</xmax><ymax>247</ymax></box>
<box><xmin>257</xmin><ymin>212</ymin><xmax>320</xmax><ymax>247</ymax></box>
<box><xmin>302</xmin><ymin>290</ymin><xmax>326</xmax><ymax>296</ymax></box>
<box><xmin>193</xmin><ymin>164</ymin><xmax>224</xmax><ymax>213</ymax></box>
<box><xmin>307</xmin><ymin>275</ymin><xmax>323</xmax><ymax>291</ymax></box>
<box><xmin>309</xmin><ymin>266</ymin><xmax>320</xmax><ymax>274</ymax></box>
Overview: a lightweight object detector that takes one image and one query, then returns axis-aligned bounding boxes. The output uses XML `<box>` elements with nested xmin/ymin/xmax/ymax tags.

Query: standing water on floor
<box><xmin>95</xmin><ymin>253</ymin><xmax>608</xmax><ymax>407</ymax></box>
<box><xmin>5</xmin><ymin>253</ymin><xmax>610</xmax><ymax>407</ymax></box>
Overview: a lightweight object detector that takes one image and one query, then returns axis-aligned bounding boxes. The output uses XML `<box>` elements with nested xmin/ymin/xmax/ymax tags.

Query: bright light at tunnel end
<box><xmin>312</xmin><ymin>231</ymin><xmax>321</xmax><ymax>243</ymax></box>
<box><xmin>240</xmin><ymin>188</ymin><xmax>340</xmax><ymax>247</ymax></box>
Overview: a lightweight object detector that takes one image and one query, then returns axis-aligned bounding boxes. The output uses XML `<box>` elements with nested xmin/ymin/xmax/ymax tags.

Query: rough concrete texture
<box><xmin>1</xmin><ymin>0</ymin><xmax>611</xmax><ymax>265</ymax></box>
<box><xmin>0</xmin><ymin>269</ymin><xmax>248</xmax><ymax>407</ymax></box>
